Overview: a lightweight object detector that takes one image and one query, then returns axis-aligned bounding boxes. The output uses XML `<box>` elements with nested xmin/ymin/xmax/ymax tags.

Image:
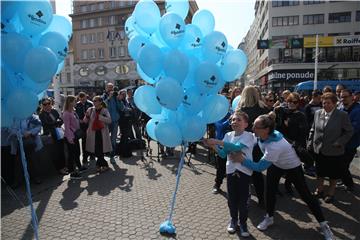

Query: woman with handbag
<box><xmin>63</xmin><ymin>95</ymin><xmax>86</xmax><ymax>179</ymax></box>
<box><xmin>84</xmin><ymin>96</ymin><xmax>112</xmax><ymax>173</ymax></box>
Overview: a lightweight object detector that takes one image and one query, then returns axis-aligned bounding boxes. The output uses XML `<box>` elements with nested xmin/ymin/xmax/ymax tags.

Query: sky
<box><xmin>56</xmin><ymin>0</ymin><xmax>255</xmax><ymax>47</ymax></box>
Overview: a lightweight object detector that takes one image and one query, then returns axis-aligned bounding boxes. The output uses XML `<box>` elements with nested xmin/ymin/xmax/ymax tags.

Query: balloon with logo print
<box><xmin>1</xmin><ymin>105</ymin><xmax>14</xmax><ymax>128</ymax></box>
<box><xmin>194</xmin><ymin>62</ymin><xmax>222</xmax><ymax>94</ymax></box>
<box><xmin>179</xmin><ymin>115</ymin><xmax>206</xmax><ymax>142</ymax></box>
<box><xmin>1</xmin><ymin>1</ymin><xmax>18</xmax><ymax>22</ymax></box>
<box><xmin>155</xmin><ymin>120</ymin><xmax>182</xmax><ymax>147</ymax></box>
<box><xmin>1</xmin><ymin>32</ymin><xmax>33</xmax><ymax>73</ymax></box>
<box><xmin>134</xmin><ymin>0</ymin><xmax>161</xmax><ymax>34</ymax></box>
<box><xmin>24</xmin><ymin>46</ymin><xmax>58</xmax><ymax>83</ymax></box>
<box><xmin>134</xmin><ymin>85</ymin><xmax>162</xmax><ymax>115</ymax></box>
<box><xmin>146</xmin><ymin>118</ymin><xmax>159</xmax><ymax>141</ymax></box>
<box><xmin>1</xmin><ymin>16</ymin><xmax>23</xmax><ymax>34</ymax></box>
<box><xmin>179</xmin><ymin>24</ymin><xmax>203</xmax><ymax>57</ymax></box>
<box><xmin>124</xmin><ymin>16</ymin><xmax>137</xmax><ymax>39</ymax></box>
<box><xmin>128</xmin><ymin>35</ymin><xmax>150</xmax><ymax>61</ymax></box>
<box><xmin>149</xmin><ymin>28</ymin><xmax>167</xmax><ymax>48</ymax></box>
<box><xmin>182</xmin><ymin>86</ymin><xmax>204</xmax><ymax>115</ymax></box>
<box><xmin>165</xmin><ymin>0</ymin><xmax>189</xmax><ymax>20</ymax></box>
<box><xmin>200</xmin><ymin>94</ymin><xmax>229</xmax><ymax>124</ymax></box>
<box><xmin>1</xmin><ymin>66</ymin><xmax>14</xmax><ymax>99</ymax></box>
<box><xmin>18</xmin><ymin>0</ymin><xmax>53</xmax><ymax>36</ymax></box>
<box><xmin>22</xmin><ymin>75</ymin><xmax>52</xmax><ymax>94</ymax></box>
<box><xmin>155</xmin><ymin>77</ymin><xmax>184</xmax><ymax>110</ymax></box>
<box><xmin>43</xmin><ymin>15</ymin><xmax>72</xmax><ymax>41</ymax></box>
<box><xmin>39</xmin><ymin>31</ymin><xmax>68</xmax><ymax>63</ymax></box>
<box><xmin>137</xmin><ymin>64</ymin><xmax>163</xmax><ymax>85</ymax></box>
<box><xmin>6</xmin><ymin>88</ymin><xmax>39</xmax><ymax>119</ymax></box>
<box><xmin>159</xmin><ymin>13</ymin><xmax>185</xmax><ymax>49</ymax></box>
<box><xmin>163</xmin><ymin>49</ymin><xmax>189</xmax><ymax>84</ymax></box>
<box><xmin>202</xmin><ymin>31</ymin><xmax>228</xmax><ymax>64</ymax></box>
<box><xmin>192</xmin><ymin>9</ymin><xmax>215</xmax><ymax>36</ymax></box>
<box><xmin>138</xmin><ymin>43</ymin><xmax>164</xmax><ymax>78</ymax></box>
<box><xmin>221</xmin><ymin>49</ymin><xmax>248</xmax><ymax>82</ymax></box>
<box><xmin>182</xmin><ymin>55</ymin><xmax>200</xmax><ymax>89</ymax></box>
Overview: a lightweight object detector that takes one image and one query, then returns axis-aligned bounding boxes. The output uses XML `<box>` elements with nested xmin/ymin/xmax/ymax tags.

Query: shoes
<box><xmin>304</xmin><ymin>166</ymin><xmax>317</xmax><ymax>177</ymax></box>
<box><xmin>70</xmin><ymin>172</ymin><xmax>82</xmax><ymax>180</ymax></box>
<box><xmin>324</xmin><ymin>195</ymin><xmax>335</xmax><ymax>203</ymax></box>
<box><xmin>110</xmin><ymin>157</ymin><xmax>116</xmax><ymax>164</ymax></box>
<box><xmin>239</xmin><ymin>223</ymin><xmax>250</xmax><ymax>237</ymax></box>
<box><xmin>320</xmin><ymin>222</ymin><xmax>334</xmax><ymax>240</ymax></box>
<box><xmin>78</xmin><ymin>166</ymin><xmax>87</xmax><ymax>173</ymax></box>
<box><xmin>257</xmin><ymin>214</ymin><xmax>274</xmax><ymax>231</ymax></box>
<box><xmin>212</xmin><ymin>185</ymin><xmax>220</xmax><ymax>194</ymax></box>
<box><xmin>227</xmin><ymin>219</ymin><xmax>237</xmax><ymax>234</ymax></box>
<box><xmin>314</xmin><ymin>190</ymin><xmax>325</xmax><ymax>199</ymax></box>
<box><xmin>59</xmin><ymin>168</ymin><xmax>69</xmax><ymax>175</ymax></box>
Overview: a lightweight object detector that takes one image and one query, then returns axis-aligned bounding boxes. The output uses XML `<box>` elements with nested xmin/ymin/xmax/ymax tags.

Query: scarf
<box><xmin>92</xmin><ymin>109</ymin><xmax>104</xmax><ymax>131</ymax></box>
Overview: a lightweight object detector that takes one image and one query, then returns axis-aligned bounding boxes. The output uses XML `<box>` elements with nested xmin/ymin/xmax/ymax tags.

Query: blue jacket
<box><xmin>341</xmin><ymin>103</ymin><xmax>360</xmax><ymax>149</ymax></box>
<box><xmin>104</xmin><ymin>96</ymin><xmax>124</xmax><ymax>123</ymax></box>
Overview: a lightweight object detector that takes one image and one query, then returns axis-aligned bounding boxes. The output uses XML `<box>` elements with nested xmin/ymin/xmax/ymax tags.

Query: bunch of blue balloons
<box><xmin>128</xmin><ymin>0</ymin><xmax>248</xmax><ymax>148</ymax></box>
<box><xmin>1</xmin><ymin>0</ymin><xmax>72</xmax><ymax>126</ymax></box>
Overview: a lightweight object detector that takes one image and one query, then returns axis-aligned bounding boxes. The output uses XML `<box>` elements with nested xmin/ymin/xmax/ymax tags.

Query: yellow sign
<box><xmin>304</xmin><ymin>36</ymin><xmax>334</xmax><ymax>48</ymax></box>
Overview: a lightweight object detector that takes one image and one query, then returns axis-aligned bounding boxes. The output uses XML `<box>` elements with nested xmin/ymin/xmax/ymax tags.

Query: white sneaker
<box><xmin>321</xmin><ymin>222</ymin><xmax>334</xmax><ymax>240</ymax></box>
<box><xmin>257</xmin><ymin>214</ymin><xmax>274</xmax><ymax>231</ymax></box>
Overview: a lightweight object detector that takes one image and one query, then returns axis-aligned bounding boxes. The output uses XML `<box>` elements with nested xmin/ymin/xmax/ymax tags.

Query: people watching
<box><xmin>307</xmin><ymin>92</ymin><xmax>353</xmax><ymax>203</ymax></box>
<box><xmin>118</xmin><ymin>90</ymin><xmax>135</xmax><ymax>141</ymax></box>
<box><xmin>127</xmin><ymin>88</ymin><xmax>142</xmax><ymax>140</ymax></box>
<box><xmin>75</xmin><ymin>92</ymin><xmax>94</xmax><ymax>165</ymax></box>
<box><xmin>84</xmin><ymin>96</ymin><xmax>112</xmax><ymax>173</ymax></box>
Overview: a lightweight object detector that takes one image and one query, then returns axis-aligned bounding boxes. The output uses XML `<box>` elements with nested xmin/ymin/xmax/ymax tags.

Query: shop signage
<box><xmin>304</xmin><ymin>36</ymin><xmax>334</xmax><ymax>48</ymax></box>
<box><xmin>268</xmin><ymin>70</ymin><xmax>314</xmax><ymax>81</ymax></box>
<box><xmin>334</xmin><ymin>35</ymin><xmax>360</xmax><ymax>47</ymax></box>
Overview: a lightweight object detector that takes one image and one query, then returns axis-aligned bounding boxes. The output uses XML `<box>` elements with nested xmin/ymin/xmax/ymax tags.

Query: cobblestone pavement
<box><xmin>2</xmin><ymin>143</ymin><xmax>360</xmax><ymax>240</ymax></box>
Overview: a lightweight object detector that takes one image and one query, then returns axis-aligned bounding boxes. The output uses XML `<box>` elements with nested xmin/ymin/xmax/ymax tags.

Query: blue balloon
<box><xmin>202</xmin><ymin>31</ymin><xmax>228</xmax><ymax>64</ymax></box>
<box><xmin>138</xmin><ymin>43</ymin><xmax>164</xmax><ymax>78</ymax></box>
<box><xmin>182</xmin><ymin>55</ymin><xmax>200</xmax><ymax>89</ymax></box>
<box><xmin>39</xmin><ymin>31</ymin><xmax>68</xmax><ymax>63</ymax></box>
<box><xmin>24</xmin><ymin>46</ymin><xmax>58</xmax><ymax>83</ymax></box>
<box><xmin>149</xmin><ymin>27</ymin><xmax>167</xmax><ymax>48</ymax></box>
<box><xmin>137</xmin><ymin>64</ymin><xmax>162</xmax><ymax>85</ymax></box>
<box><xmin>179</xmin><ymin>115</ymin><xmax>207</xmax><ymax>142</ymax></box>
<box><xmin>164</xmin><ymin>49</ymin><xmax>189</xmax><ymax>84</ymax></box>
<box><xmin>20</xmin><ymin>74</ymin><xmax>51</xmax><ymax>94</ymax></box>
<box><xmin>18</xmin><ymin>0</ymin><xmax>53</xmax><ymax>36</ymax></box>
<box><xmin>221</xmin><ymin>49</ymin><xmax>248</xmax><ymax>82</ymax></box>
<box><xmin>1</xmin><ymin>32</ymin><xmax>33</xmax><ymax>73</ymax></box>
<box><xmin>192</xmin><ymin>10</ymin><xmax>215</xmax><ymax>36</ymax></box>
<box><xmin>155</xmin><ymin>77</ymin><xmax>184</xmax><ymax>110</ymax></box>
<box><xmin>134</xmin><ymin>85</ymin><xmax>162</xmax><ymax>115</ymax></box>
<box><xmin>146</xmin><ymin>118</ymin><xmax>159</xmax><ymax>141</ymax></box>
<box><xmin>124</xmin><ymin>16</ymin><xmax>138</xmax><ymax>39</ymax></box>
<box><xmin>150</xmin><ymin>107</ymin><xmax>176</xmax><ymax>121</ymax></box>
<box><xmin>182</xmin><ymin>86</ymin><xmax>204</xmax><ymax>115</ymax></box>
<box><xmin>165</xmin><ymin>0</ymin><xmax>189</xmax><ymax>20</ymax></box>
<box><xmin>128</xmin><ymin>35</ymin><xmax>150</xmax><ymax>61</ymax></box>
<box><xmin>159</xmin><ymin>13</ymin><xmax>185</xmax><ymax>48</ymax></box>
<box><xmin>194</xmin><ymin>62</ymin><xmax>222</xmax><ymax>94</ymax></box>
<box><xmin>6</xmin><ymin>88</ymin><xmax>39</xmax><ymax>119</ymax></box>
<box><xmin>56</xmin><ymin>60</ymin><xmax>65</xmax><ymax>74</ymax></box>
<box><xmin>201</xmin><ymin>94</ymin><xmax>229</xmax><ymax>124</ymax></box>
<box><xmin>180</xmin><ymin>24</ymin><xmax>203</xmax><ymax>57</ymax></box>
<box><xmin>1</xmin><ymin>1</ymin><xmax>18</xmax><ymax>22</ymax></box>
<box><xmin>134</xmin><ymin>0</ymin><xmax>161</xmax><ymax>34</ymax></box>
<box><xmin>155</xmin><ymin>121</ymin><xmax>182</xmax><ymax>147</ymax></box>
<box><xmin>1</xmin><ymin>104</ymin><xmax>14</xmax><ymax>128</ymax></box>
<box><xmin>1</xmin><ymin>15</ymin><xmax>23</xmax><ymax>34</ymax></box>
<box><xmin>43</xmin><ymin>15</ymin><xmax>72</xmax><ymax>41</ymax></box>
<box><xmin>232</xmin><ymin>95</ymin><xmax>241</xmax><ymax>111</ymax></box>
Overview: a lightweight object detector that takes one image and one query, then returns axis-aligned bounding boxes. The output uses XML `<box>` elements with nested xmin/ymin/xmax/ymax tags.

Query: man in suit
<box><xmin>308</xmin><ymin>92</ymin><xmax>353</xmax><ymax>203</ymax></box>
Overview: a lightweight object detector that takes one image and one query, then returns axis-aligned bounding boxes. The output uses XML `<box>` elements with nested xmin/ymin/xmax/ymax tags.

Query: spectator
<box><xmin>274</xmin><ymin>90</ymin><xmax>290</xmax><ymax>108</ymax></box>
<box><xmin>127</xmin><ymin>88</ymin><xmax>142</xmax><ymax>140</ymax></box>
<box><xmin>335</xmin><ymin>84</ymin><xmax>345</xmax><ymax>99</ymax></box>
<box><xmin>63</xmin><ymin>95</ymin><xmax>84</xmax><ymax>179</ymax></box>
<box><xmin>230</xmin><ymin>86</ymin><xmax>242</xmax><ymax>103</ymax></box>
<box><xmin>84</xmin><ymin>96</ymin><xmax>112</xmax><ymax>173</ymax></box>
<box><xmin>339</xmin><ymin>89</ymin><xmax>360</xmax><ymax>192</ymax></box>
<box><xmin>304</xmin><ymin>90</ymin><xmax>322</xmax><ymax>128</ymax></box>
<box><xmin>308</xmin><ymin>92</ymin><xmax>353</xmax><ymax>203</ymax></box>
<box><xmin>118</xmin><ymin>90</ymin><xmax>134</xmax><ymax>141</ymax></box>
<box><xmin>322</xmin><ymin>85</ymin><xmax>333</xmax><ymax>94</ymax></box>
<box><xmin>39</xmin><ymin>98</ymin><xmax>67</xmax><ymax>175</ymax></box>
<box><xmin>264</xmin><ymin>92</ymin><xmax>276</xmax><ymax>111</ymax></box>
<box><xmin>75</xmin><ymin>92</ymin><xmax>94</xmax><ymax>165</ymax></box>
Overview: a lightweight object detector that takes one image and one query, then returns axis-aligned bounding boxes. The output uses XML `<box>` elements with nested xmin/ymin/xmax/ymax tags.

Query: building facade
<box><xmin>68</xmin><ymin>1</ymin><xmax>198</xmax><ymax>95</ymax></box>
<box><xmin>243</xmin><ymin>0</ymin><xmax>360</xmax><ymax>92</ymax></box>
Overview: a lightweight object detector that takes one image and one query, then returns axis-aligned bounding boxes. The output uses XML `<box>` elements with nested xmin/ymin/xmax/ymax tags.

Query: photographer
<box><xmin>118</xmin><ymin>90</ymin><xmax>135</xmax><ymax>141</ymax></box>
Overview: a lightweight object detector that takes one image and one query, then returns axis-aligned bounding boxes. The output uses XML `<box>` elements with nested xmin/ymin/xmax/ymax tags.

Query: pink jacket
<box><xmin>63</xmin><ymin>110</ymin><xmax>80</xmax><ymax>143</ymax></box>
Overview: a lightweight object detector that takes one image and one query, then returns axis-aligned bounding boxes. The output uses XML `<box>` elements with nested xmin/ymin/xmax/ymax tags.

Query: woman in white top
<box><xmin>238</xmin><ymin>114</ymin><xmax>334</xmax><ymax>240</ymax></box>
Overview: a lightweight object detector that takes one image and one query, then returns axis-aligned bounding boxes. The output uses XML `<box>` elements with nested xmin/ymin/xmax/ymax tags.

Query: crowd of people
<box><xmin>1</xmin><ymin>82</ymin><xmax>359</xmax><ymax>239</ymax></box>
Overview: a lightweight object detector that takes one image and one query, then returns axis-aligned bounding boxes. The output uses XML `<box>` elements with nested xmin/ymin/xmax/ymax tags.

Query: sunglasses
<box><xmin>42</xmin><ymin>102</ymin><xmax>51</xmax><ymax>106</ymax></box>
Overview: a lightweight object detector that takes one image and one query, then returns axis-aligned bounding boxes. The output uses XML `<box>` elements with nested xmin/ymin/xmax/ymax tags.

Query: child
<box><xmin>203</xmin><ymin>110</ymin><xmax>256</xmax><ymax>237</ymax></box>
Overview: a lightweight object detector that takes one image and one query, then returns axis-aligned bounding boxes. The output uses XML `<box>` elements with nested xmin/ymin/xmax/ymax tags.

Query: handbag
<box><xmin>293</xmin><ymin>143</ymin><xmax>314</xmax><ymax>166</ymax></box>
<box><xmin>74</xmin><ymin>128</ymin><xmax>85</xmax><ymax>140</ymax></box>
<box><xmin>55</xmin><ymin>127</ymin><xmax>64</xmax><ymax>140</ymax></box>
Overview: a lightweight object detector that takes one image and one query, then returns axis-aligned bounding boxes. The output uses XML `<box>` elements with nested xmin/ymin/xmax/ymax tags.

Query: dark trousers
<box><xmin>1</xmin><ymin>146</ymin><xmax>15</xmax><ymax>185</ymax></box>
<box><xmin>341</xmin><ymin>148</ymin><xmax>357</xmax><ymax>188</ymax></box>
<box><xmin>95</xmin><ymin>130</ymin><xmax>108</xmax><ymax>167</ymax></box>
<box><xmin>252</xmin><ymin>144</ymin><xmax>265</xmax><ymax>203</ymax></box>
<box><xmin>65</xmin><ymin>139</ymin><xmax>81</xmax><ymax>173</ymax></box>
<box><xmin>227</xmin><ymin>170</ymin><xmax>251</xmax><ymax>225</ymax></box>
<box><xmin>132</xmin><ymin>121</ymin><xmax>142</xmax><ymax>140</ymax></box>
<box><xmin>52</xmin><ymin>139</ymin><xmax>66</xmax><ymax>170</ymax></box>
<box><xmin>80</xmin><ymin>124</ymin><xmax>89</xmax><ymax>162</ymax></box>
<box><xmin>266</xmin><ymin>165</ymin><xmax>325</xmax><ymax>223</ymax></box>
<box><xmin>214</xmin><ymin>155</ymin><xmax>226</xmax><ymax>188</ymax></box>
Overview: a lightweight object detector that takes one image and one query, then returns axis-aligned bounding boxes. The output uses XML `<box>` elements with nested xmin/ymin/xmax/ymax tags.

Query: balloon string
<box><xmin>17</xmin><ymin>130</ymin><xmax>39</xmax><ymax>240</ymax></box>
<box><xmin>167</xmin><ymin>142</ymin><xmax>188</xmax><ymax>222</ymax></box>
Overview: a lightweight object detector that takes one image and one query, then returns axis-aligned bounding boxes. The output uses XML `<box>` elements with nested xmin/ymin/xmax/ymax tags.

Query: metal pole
<box><xmin>314</xmin><ymin>34</ymin><xmax>319</xmax><ymax>90</ymax></box>
<box><xmin>54</xmin><ymin>75</ymin><xmax>61</xmax><ymax>111</ymax></box>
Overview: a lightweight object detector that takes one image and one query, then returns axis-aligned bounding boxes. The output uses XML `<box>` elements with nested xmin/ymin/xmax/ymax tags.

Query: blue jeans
<box><xmin>109</xmin><ymin>121</ymin><xmax>118</xmax><ymax>157</ymax></box>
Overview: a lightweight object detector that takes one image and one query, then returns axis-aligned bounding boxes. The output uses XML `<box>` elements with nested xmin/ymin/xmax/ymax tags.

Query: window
<box><xmin>66</xmin><ymin>73</ymin><xmax>71</xmax><ymax>83</ymax></box>
<box><xmin>272</xmin><ymin>1</ymin><xmax>299</xmax><ymax>7</ymax></box>
<box><xmin>109</xmin><ymin>16</ymin><xmax>116</xmax><ymax>25</ymax></box>
<box><xmin>65</xmin><ymin>58</ymin><xmax>70</xmax><ymax>66</ymax></box>
<box><xmin>89</xmin><ymin>49</ymin><xmax>96</xmax><ymax>59</ymax></box>
<box><xmin>81</xmin><ymin>34</ymin><xmax>87</xmax><ymax>44</ymax></box>
<box><xmin>303</xmin><ymin>0</ymin><xmax>325</xmax><ymax>4</ymax></box>
<box><xmin>90</xmin><ymin>4</ymin><xmax>96</xmax><ymax>11</ymax></box>
<box><xmin>329</xmin><ymin>12</ymin><xmax>351</xmax><ymax>23</ymax></box>
<box><xmin>110</xmin><ymin>1</ymin><xmax>117</xmax><ymax>9</ymax></box>
<box><xmin>328</xmin><ymin>32</ymin><xmax>350</xmax><ymax>36</ymax></box>
<box><xmin>120</xmin><ymin>30</ymin><xmax>125</xmax><ymax>40</ymax></box>
<box><xmin>304</xmin><ymin>14</ymin><xmax>324</xmax><ymax>25</ymax></box>
<box><xmin>89</xmin><ymin>33</ymin><xmax>96</xmax><ymax>43</ymax></box>
<box><xmin>98</xmin><ymin>48</ymin><xmax>104</xmax><ymax>59</ymax></box>
<box><xmin>95</xmin><ymin>66</ymin><xmax>107</xmax><ymax>76</ymax></box>
<box><xmin>98</xmin><ymin>2</ymin><xmax>104</xmax><ymax>10</ymax></box>
<box><xmin>119</xmin><ymin>1</ymin><xmax>125</xmax><ymax>7</ymax></box>
<box><xmin>98</xmin><ymin>17</ymin><xmax>103</xmax><ymax>26</ymax></box>
<box><xmin>97</xmin><ymin>32</ymin><xmax>104</xmax><ymax>43</ymax></box>
<box><xmin>109</xmin><ymin>47</ymin><xmax>117</xmax><ymax>58</ymax></box>
<box><xmin>80</xmin><ymin>19</ymin><xmax>88</xmax><ymax>29</ymax></box>
<box><xmin>89</xmin><ymin>18</ymin><xmax>96</xmax><ymax>28</ymax></box>
<box><xmin>272</xmin><ymin>16</ymin><xmax>299</xmax><ymax>27</ymax></box>
<box><xmin>118</xmin><ymin>46</ymin><xmax>125</xmax><ymax>57</ymax></box>
<box><xmin>356</xmin><ymin>11</ymin><xmax>360</xmax><ymax>22</ymax></box>
<box><xmin>81</xmin><ymin>50</ymin><xmax>88</xmax><ymax>60</ymax></box>
<box><xmin>80</xmin><ymin>5</ymin><xmax>88</xmax><ymax>13</ymax></box>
